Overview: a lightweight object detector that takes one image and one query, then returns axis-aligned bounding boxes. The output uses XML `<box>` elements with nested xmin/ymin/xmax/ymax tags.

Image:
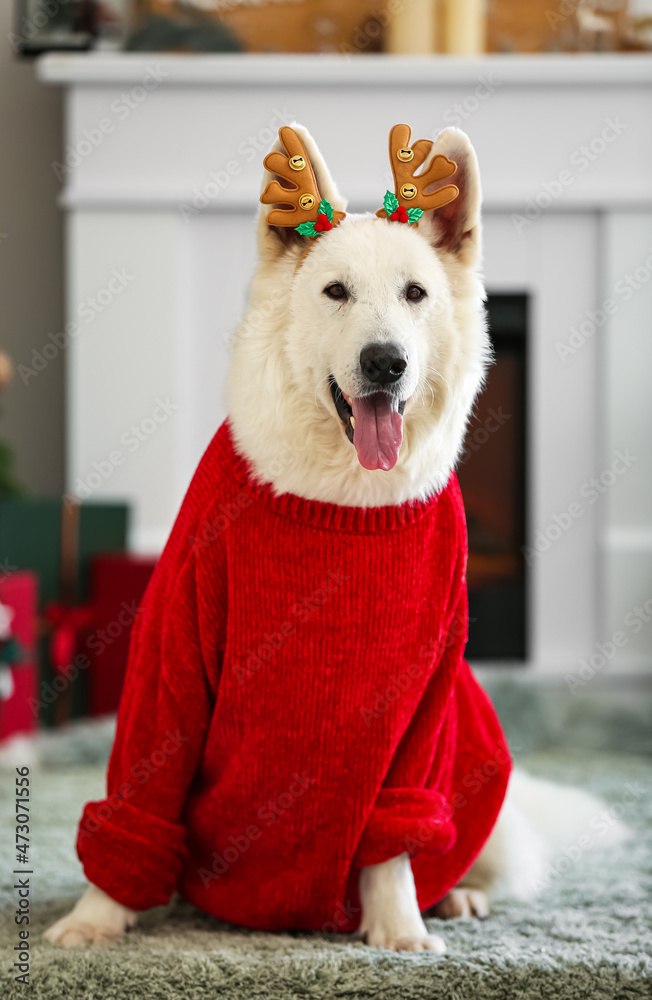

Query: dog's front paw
<box><xmin>358</xmin><ymin>853</ymin><xmax>446</xmax><ymax>954</ymax></box>
<box><xmin>44</xmin><ymin>917</ymin><xmax>117</xmax><ymax>948</ymax></box>
<box><xmin>362</xmin><ymin>915</ymin><xmax>446</xmax><ymax>954</ymax></box>
<box><xmin>44</xmin><ymin>884</ymin><xmax>137</xmax><ymax>948</ymax></box>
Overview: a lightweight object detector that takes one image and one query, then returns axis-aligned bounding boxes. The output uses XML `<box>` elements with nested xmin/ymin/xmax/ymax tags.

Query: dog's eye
<box><xmin>406</xmin><ymin>284</ymin><xmax>426</xmax><ymax>302</ymax></box>
<box><xmin>324</xmin><ymin>283</ymin><xmax>347</xmax><ymax>300</ymax></box>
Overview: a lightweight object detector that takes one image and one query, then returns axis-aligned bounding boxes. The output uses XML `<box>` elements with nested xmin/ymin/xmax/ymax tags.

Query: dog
<box><xmin>45</xmin><ymin>123</ymin><xmax>627</xmax><ymax>954</ymax></box>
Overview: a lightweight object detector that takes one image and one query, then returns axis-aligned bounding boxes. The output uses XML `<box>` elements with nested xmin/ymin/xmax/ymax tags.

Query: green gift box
<box><xmin>0</xmin><ymin>498</ymin><xmax>129</xmax><ymax>725</ymax></box>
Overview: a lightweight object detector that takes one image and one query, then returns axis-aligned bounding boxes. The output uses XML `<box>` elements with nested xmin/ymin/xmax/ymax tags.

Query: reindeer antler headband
<box><xmin>376</xmin><ymin>123</ymin><xmax>459</xmax><ymax>225</ymax></box>
<box><xmin>260</xmin><ymin>123</ymin><xmax>459</xmax><ymax>239</ymax></box>
<box><xmin>260</xmin><ymin>126</ymin><xmax>346</xmax><ymax>239</ymax></box>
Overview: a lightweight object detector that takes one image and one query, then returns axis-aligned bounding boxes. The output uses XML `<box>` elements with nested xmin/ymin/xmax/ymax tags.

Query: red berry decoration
<box><xmin>381</xmin><ymin>190</ymin><xmax>423</xmax><ymax>228</ymax></box>
<box><xmin>390</xmin><ymin>202</ymin><xmax>410</xmax><ymax>224</ymax></box>
<box><xmin>295</xmin><ymin>199</ymin><xmax>336</xmax><ymax>238</ymax></box>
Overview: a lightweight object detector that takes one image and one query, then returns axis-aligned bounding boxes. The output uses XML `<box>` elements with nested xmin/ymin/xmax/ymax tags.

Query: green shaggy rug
<box><xmin>0</xmin><ymin>731</ymin><xmax>651</xmax><ymax>999</ymax></box>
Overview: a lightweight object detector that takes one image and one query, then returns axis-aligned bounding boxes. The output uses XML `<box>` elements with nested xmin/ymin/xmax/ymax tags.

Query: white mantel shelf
<box><xmin>38</xmin><ymin>51</ymin><xmax>652</xmax><ymax>86</ymax></box>
<box><xmin>34</xmin><ymin>52</ymin><xmax>652</xmax><ymax>211</ymax></box>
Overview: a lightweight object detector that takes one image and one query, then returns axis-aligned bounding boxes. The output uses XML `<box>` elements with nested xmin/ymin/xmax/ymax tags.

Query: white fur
<box><xmin>462</xmin><ymin>770</ymin><xmax>631</xmax><ymax>904</ymax></box>
<box><xmin>45</xmin><ymin>122</ymin><xmax>625</xmax><ymax>952</ymax></box>
<box><xmin>227</xmin><ymin>123</ymin><xmax>489</xmax><ymax>508</ymax></box>
<box><xmin>43</xmin><ymin>884</ymin><xmax>136</xmax><ymax>948</ymax></box>
<box><xmin>359</xmin><ymin>853</ymin><xmax>446</xmax><ymax>952</ymax></box>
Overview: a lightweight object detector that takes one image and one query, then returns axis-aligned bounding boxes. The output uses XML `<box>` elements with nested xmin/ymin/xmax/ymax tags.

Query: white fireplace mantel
<box><xmin>38</xmin><ymin>50</ymin><xmax>652</xmax><ymax>84</ymax></box>
<box><xmin>38</xmin><ymin>53</ymin><xmax>652</xmax><ymax>675</ymax></box>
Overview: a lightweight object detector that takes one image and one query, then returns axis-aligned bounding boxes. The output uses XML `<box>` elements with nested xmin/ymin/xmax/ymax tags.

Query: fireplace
<box><xmin>458</xmin><ymin>295</ymin><xmax>528</xmax><ymax>662</ymax></box>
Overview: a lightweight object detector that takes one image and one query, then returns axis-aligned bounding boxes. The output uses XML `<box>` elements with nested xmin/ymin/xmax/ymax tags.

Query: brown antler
<box><xmin>376</xmin><ymin>124</ymin><xmax>459</xmax><ymax>219</ymax></box>
<box><xmin>260</xmin><ymin>126</ymin><xmax>346</xmax><ymax>230</ymax></box>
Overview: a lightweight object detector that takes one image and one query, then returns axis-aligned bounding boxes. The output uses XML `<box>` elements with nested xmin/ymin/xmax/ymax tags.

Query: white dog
<box><xmin>46</xmin><ymin>123</ymin><xmax>626</xmax><ymax>954</ymax></box>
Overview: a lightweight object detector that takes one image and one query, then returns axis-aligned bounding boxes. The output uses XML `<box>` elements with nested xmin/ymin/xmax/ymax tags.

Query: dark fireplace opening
<box><xmin>457</xmin><ymin>294</ymin><xmax>528</xmax><ymax>662</ymax></box>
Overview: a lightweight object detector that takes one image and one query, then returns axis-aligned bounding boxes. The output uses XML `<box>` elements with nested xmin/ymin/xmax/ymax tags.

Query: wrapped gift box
<box><xmin>0</xmin><ymin>499</ymin><xmax>129</xmax><ymax>725</ymax></box>
<box><xmin>87</xmin><ymin>553</ymin><xmax>157</xmax><ymax>717</ymax></box>
<box><xmin>0</xmin><ymin>499</ymin><xmax>128</xmax><ymax>604</ymax></box>
<box><xmin>0</xmin><ymin>571</ymin><xmax>38</xmax><ymax>742</ymax></box>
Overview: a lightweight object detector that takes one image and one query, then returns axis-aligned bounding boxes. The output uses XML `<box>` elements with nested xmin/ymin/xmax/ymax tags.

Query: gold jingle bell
<box><xmin>400</xmin><ymin>183</ymin><xmax>417</xmax><ymax>200</ymax></box>
<box><xmin>289</xmin><ymin>155</ymin><xmax>306</xmax><ymax>171</ymax></box>
<box><xmin>299</xmin><ymin>194</ymin><xmax>315</xmax><ymax>210</ymax></box>
<box><xmin>397</xmin><ymin>147</ymin><xmax>414</xmax><ymax>162</ymax></box>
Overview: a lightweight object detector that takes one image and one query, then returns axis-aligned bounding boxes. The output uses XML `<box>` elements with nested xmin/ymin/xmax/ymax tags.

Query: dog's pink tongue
<box><xmin>352</xmin><ymin>394</ymin><xmax>403</xmax><ymax>471</ymax></box>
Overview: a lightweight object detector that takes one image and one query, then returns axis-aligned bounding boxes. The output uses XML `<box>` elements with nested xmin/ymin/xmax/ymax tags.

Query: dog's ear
<box><xmin>417</xmin><ymin>128</ymin><xmax>482</xmax><ymax>269</ymax></box>
<box><xmin>257</xmin><ymin>123</ymin><xmax>347</xmax><ymax>261</ymax></box>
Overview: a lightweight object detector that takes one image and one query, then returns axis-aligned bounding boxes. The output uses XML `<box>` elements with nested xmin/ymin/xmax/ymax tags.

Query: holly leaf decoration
<box><xmin>383</xmin><ymin>190</ymin><xmax>399</xmax><ymax>216</ymax></box>
<box><xmin>319</xmin><ymin>199</ymin><xmax>334</xmax><ymax>223</ymax></box>
<box><xmin>406</xmin><ymin>207</ymin><xmax>423</xmax><ymax>224</ymax></box>
<box><xmin>295</xmin><ymin>221</ymin><xmax>318</xmax><ymax>238</ymax></box>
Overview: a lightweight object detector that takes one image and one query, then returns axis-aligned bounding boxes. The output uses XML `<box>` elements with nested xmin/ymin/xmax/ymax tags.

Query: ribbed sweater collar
<box><xmin>223</xmin><ymin>420</ymin><xmax>443</xmax><ymax>535</ymax></box>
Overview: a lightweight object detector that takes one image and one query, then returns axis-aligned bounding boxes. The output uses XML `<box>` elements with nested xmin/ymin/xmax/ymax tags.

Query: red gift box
<box><xmin>0</xmin><ymin>572</ymin><xmax>38</xmax><ymax>741</ymax></box>
<box><xmin>87</xmin><ymin>554</ymin><xmax>157</xmax><ymax>716</ymax></box>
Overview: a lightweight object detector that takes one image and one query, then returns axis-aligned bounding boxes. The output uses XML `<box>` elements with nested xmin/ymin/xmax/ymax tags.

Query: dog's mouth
<box><xmin>329</xmin><ymin>377</ymin><xmax>406</xmax><ymax>472</ymax></box>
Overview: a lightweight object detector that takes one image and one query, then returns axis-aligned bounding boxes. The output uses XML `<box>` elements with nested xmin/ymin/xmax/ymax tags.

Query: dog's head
<box><xmin>227</xmin><ymin>122</ymin><xmax>489</xmax><ymax>506</ymax></box>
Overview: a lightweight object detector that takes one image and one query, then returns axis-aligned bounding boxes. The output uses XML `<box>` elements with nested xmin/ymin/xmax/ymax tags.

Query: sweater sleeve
<box><xmin>353</xmin><ymin>522</ymin><xmax>469</xmax><ymax>870</ymax></box>
<box><xmin>77</xmin><ymin>503</ymin><xmax>227</xmax><ymax>911</ymax></box>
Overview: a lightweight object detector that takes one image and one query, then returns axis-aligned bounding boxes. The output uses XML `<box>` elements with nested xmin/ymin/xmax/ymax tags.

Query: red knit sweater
<box><xmin>77</xmin><ymin>420</ymin><xmax>511</xmax><ymax>933</ymax></box>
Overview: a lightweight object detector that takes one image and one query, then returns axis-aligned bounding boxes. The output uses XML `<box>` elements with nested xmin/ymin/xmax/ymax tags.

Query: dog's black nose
<box><xmin>360</xmin><ymin>343</ymin><xmax>408</xmax><ymax>386</ymax></box>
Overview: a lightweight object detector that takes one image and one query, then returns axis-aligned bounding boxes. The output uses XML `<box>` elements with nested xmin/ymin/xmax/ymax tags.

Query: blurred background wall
<box><xmin>0</xmin><ymin>4</ymin><xmax>64</xmax><ymax>494</ymax></box>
